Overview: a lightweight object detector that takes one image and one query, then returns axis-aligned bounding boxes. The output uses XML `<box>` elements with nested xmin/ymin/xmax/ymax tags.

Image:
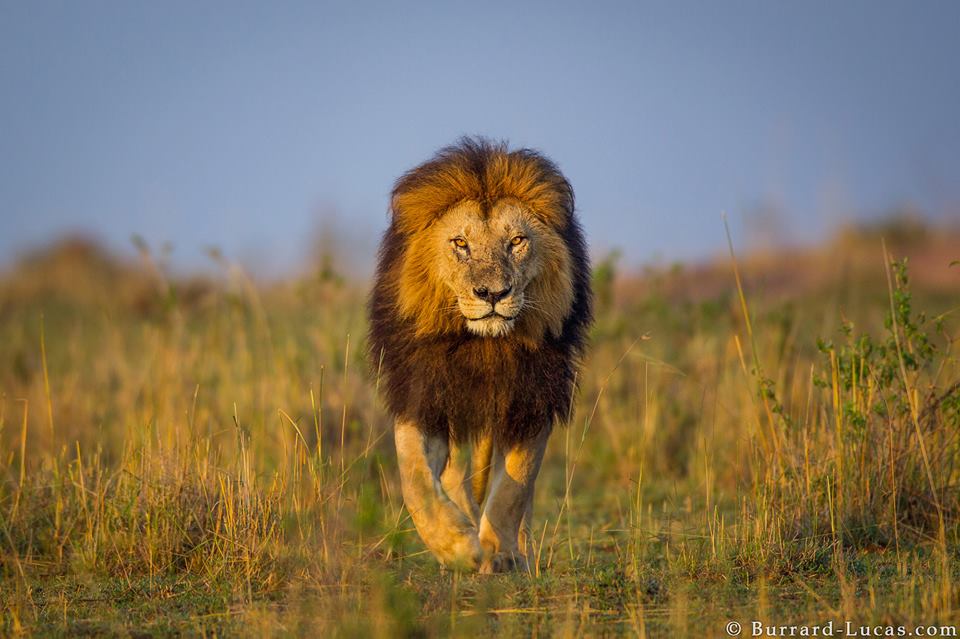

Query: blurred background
<box><xmin>2</xmin><ymin>0</ymin><xmax>959</xmax><ymax>276</ymax></box>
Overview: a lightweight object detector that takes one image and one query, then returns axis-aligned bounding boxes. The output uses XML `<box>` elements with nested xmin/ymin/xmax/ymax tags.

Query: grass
<box><xmin>1</xmin><ymin>225</ymin><xmax>958</xmax><ymax>637</ymax></box>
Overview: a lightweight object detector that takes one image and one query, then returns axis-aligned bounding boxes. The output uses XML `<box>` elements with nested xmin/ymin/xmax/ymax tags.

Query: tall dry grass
<box><xmin>0</xmin><ymin>226</ymin><xmax>958</xmax><ymax>635</ymax></box>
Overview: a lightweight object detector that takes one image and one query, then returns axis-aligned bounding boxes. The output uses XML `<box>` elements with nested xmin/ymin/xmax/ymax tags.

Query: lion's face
<box><xmin>389</xmin><ymin>139</ymin><xmax>580</xmax><ymax>343</ymax></box>
<box><xmin>432</xmin><ymin>200</ymin><xmax>544</xmax><ymax>337</ymax></box>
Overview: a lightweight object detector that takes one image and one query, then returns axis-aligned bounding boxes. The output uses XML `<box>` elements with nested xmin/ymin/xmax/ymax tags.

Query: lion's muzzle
<box><xmin>459</xmin><ymin>287</ymin><xmax>525</xmax><ymax>334</ymax></box>
<box><xmin>459</xmin><ymin>289</ymin><xmax>524</xmax><ymax>337</ymax></box>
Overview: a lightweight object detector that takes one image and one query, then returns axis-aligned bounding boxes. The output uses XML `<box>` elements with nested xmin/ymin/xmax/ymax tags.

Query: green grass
<box><xmin>1</xmin><ymin>231</ymin><xmax>958</xmax><ymax>636</ymax></box>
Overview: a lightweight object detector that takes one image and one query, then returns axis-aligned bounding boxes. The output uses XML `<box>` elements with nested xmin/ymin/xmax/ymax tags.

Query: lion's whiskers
<box><xmin>521</xmin><ymin>297</ymin><xmax>563</xmax><ymax>325</ymax></box>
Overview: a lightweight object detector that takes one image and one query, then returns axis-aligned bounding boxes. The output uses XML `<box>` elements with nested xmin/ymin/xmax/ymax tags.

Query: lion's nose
<box><xmin>473</xmin><ymin>286</ymin><xmax>512</xmax><ymax>304</ymax></box>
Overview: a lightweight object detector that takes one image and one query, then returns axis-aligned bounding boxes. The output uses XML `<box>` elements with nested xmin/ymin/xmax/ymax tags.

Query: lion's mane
<box><xmin>368</xmin><ymin>138</ymin><xmax>592</xmax><ymax>446</ymax></box>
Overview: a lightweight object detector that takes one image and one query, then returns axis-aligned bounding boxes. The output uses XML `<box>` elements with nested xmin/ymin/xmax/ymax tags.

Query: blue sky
<box><xmin>1</xmin><ymin>1</ymin><xmax>958</xmax><ymax>273</ymax></box>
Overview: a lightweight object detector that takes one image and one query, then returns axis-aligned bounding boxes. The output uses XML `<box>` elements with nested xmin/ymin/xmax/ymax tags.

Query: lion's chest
<box><xmin>377</xmin><ymin>322</ymin><xmax>575</xmax><ymax>445</ymax></box>
<box><xmin>423</xmin><ymin>337</ymin><xmax>570</xmax><ymax>444</ymax></box>
<box><xmin>442</xmin><ymin>339</ymin><xmax>522</xmax><ymax>427</ymax></box>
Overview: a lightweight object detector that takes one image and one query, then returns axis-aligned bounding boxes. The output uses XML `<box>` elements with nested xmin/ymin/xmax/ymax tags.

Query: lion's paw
<box><xmin>479</xmin><ymin>551</ymin><xmax>529</xmax><ymax>575</ymax></box>
<box><xmin>437</xmin><ymin>533</ymin><xmax>483</xmax><ymax>572</ymax></box>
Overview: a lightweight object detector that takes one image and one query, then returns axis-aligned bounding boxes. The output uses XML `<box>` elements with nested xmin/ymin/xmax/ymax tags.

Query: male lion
<box><xmin>368</xmin><ymin>138</ymin><xmax>592</xmax><ymax>573</ymax></box>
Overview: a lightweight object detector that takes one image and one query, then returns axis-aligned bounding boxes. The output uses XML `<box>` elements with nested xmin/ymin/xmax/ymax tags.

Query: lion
<box><xmin>368</xmin><ymin>137</ymin><xmax>592</xmax><ymax>573</ymax></box>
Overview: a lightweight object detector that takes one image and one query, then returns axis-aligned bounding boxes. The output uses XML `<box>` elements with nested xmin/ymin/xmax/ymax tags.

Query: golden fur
<box><xmin>389</xmin><ymin>145</ymin><xmax>577</xmax><ymax>344</ymax></box>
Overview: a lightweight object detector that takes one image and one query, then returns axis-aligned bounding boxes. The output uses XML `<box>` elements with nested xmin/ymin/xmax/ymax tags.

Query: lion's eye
<box><xmin>452</xmin><ymin>238</ymin><xmax>468</xmax><ymax>249</ymax></box>
<box><xmin>510</xmin><ymin>235</ymin><xmax>526</xmax><ymax>247</ymax></box>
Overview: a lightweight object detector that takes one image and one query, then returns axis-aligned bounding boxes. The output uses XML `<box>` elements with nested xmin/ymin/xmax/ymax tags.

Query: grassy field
<box><xmin>1</xmin><ymin>221</ymin><xmax>959</xmax><ymax>637</ymax></box>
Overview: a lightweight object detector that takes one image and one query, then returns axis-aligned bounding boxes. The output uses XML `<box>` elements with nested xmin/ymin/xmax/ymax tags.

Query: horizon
<box><xmin>5</xmin><ymin>210</ymin><xmax>954</xmax><ymax>285</ymax></box>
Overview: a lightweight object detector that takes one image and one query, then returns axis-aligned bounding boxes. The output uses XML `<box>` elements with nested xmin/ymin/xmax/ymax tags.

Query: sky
<box><xmin>1</xmin><ymin>0</ymin><xmax>958</xmax><ymax>274</ymax></box>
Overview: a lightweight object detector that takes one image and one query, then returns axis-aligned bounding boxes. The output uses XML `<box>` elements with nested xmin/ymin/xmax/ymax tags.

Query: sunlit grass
<box><xmin>1</xmin><ymin>227</ymin><xmax>958</xmax><ymax>636</ymax></box>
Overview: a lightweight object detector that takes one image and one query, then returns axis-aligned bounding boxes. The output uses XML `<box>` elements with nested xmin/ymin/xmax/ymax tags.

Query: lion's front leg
<box><xmin>440</xmin><ymin>438</ymin><xmax>482</xmax><ymax>527</ymax></box>
<box><xmin>394</xmin><ymin>419</ymin><xmax>482</xmax><ymax>570</ymax></box>
<box><xmin>478</xmin><ymin>424</ymin><xmax>551</xmax><ymax>574</ymax></box>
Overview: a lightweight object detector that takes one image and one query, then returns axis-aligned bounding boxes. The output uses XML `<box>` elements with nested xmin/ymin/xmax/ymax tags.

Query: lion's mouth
<box><xmin>458</xmin><ymin>295</ymin><xmax>523</xmax><ymax>336</ymax></box>
<box><xmin>472</xmin><ymin>311</ymin><xmax>517</xmax><ymax>321</ymax></box>
<box><xmin>464</xmin><ymin>310</ymin><xmax>517</xmax><ymax>337</ymax></box>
